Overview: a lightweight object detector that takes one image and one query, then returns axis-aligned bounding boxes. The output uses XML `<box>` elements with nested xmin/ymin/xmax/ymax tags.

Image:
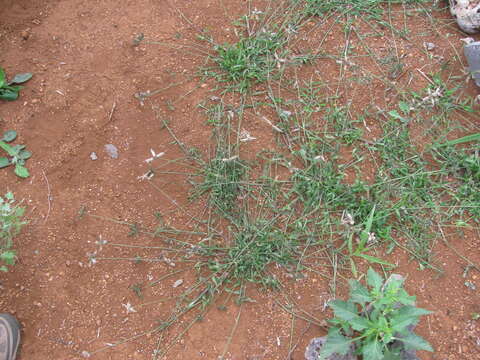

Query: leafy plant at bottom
<box><xmin>0</xmin><ymin>130</ymin><xmax>32</xmax><ymax>178</ymax></box>
<box><xmin>0</xmin><ymin>68</ymin><xmax>32</xmax><ymax>101</ymax></box>
<box><xmin>320</xmin><ymin>268</ymin><xmax>433</xmax><ymax>359</ymax></box>
<box><xmin>0</xmin><ymin>192</ymin><xmax>26</xmax><ymax>272</ymax></box>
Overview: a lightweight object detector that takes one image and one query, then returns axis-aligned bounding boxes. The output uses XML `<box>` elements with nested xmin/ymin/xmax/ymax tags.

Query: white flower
<box><xmin>122</xmin><ymin>302</ymin><xmax>137</xmax><ymax>314</ymax></box>
<box><xmin>145</xmin><ymin>149</ymin><xmax>165</xmax><ymax>163</ymax></box>
<box><xmin>341</xmin><ymin>211</ymin><xmax>354</xmax><ymax>226</ymax></box>
<box><xmin>239</xmin><ymin>129</ymin><xmax>256</xmax><ymax>142</ymax></box>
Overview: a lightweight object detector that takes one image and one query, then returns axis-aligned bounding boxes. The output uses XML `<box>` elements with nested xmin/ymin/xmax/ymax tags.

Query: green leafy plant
<box><xmin>320</xmin><ymin>268</ymin><xmax>433</xmax><ymax>359</ymax></box>
<box><xmin>211</xmin><ymin>29</ymin><xmax>289</xmax><ymax>92</ymax></box>
<box><xmin>0</xmin><ymin>192</ymin><xmax>26</xmax><ymax>272</ymax></box>
<box><xmin>346</xmin><ymin>206</ymin><xmax>394</xmax><ymax>277</ymax></box>
<box><xmin>0</xmin><ymin>130</ymin><xmax>32</xmax><ymax>178</ymax></box>
<box><xmin>0</xmin><ymin>68</ymin><xmax>32</xmax><ymax>101</ymax></box>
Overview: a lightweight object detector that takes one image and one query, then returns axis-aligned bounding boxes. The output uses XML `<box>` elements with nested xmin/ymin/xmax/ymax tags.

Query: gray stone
<box><xmin>450</xmin><ymin>0</ymin><xmax>480</xmax><ymax>34</ymax></box>
<box><xmin>90</xmin><ymin>152</ymin><xmax>98</xmax><ymax>161</ymax></box>
<box><xmin>464</xmin><ymin>41</ymin><xmax>480</xmax><ymax>87</ymax></box>
<box><xmin>305</xmin><ymin>337</ymin><xmax>356</xmax><ymax>360</ymax></box>
<box><xmin>104</xmin><ymin>144</ymin><xmax>119</xmax><ymax>159</ymax></box>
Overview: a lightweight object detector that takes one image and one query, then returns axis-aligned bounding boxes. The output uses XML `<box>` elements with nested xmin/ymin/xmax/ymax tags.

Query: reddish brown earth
<box><xmin>0</xmin><ymin>1</ymin><xmax>479</xmax><ymax>359</ymax></box>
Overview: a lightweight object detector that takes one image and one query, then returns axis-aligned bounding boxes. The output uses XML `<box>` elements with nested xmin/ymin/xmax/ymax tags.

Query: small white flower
<box><xmin>239</xmin><ymin>129</ymin><xmax>256</xmax><ymax>142</ymax></box>
<box><xmin>122</xmin><ymin>302</ymin><xmax>137</xmax><ymax>314</ymax></box>
<box><xmin>341</xmin><ymin>211</ymin><xmax>354</xmax><ymax>226</ymax></box>
<box><xmin>145</xmin><ymin>149</ymin><xmax>165</xmax><ymax>163</ymax></box>
<box><xmin>367</xmin><ymin>232</ymin><xmax>377</xmax><ymax>245</ymax></box>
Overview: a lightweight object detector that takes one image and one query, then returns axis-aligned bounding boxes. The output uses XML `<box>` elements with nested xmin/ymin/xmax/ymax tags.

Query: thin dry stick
<box><xmin>438</xmin><ymin>224</ymin><xmax>480</xmax><ymax>272</ymax></box>
<box><xmin>286</xmin><ymin>323</ymin><xmax>312</xmax><ymax>360</ymax></box>
<box><xmin>41</xmin><ymin>169</ymin><xmax>52</xmax><ymax>223</ymax></box>
<box><xmin>219</xmin><ymin>300</ymin><xmax>243</xmax><ymax>359</ymax></box>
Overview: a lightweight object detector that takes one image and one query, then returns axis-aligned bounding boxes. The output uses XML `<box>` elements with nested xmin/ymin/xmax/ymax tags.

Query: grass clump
<box><xmin>212</xmin><ymin>29</ymin><xmax>289</xmax><ymax>92</ymax></box>
<box><xmin>0</xmin><ymin>192</ymin><xmax>26</xmax><ymax>272</ymax></box>
<box><xmin>192</xmin><ymin>138</ymin><xmax>248</xmax><ymax>216</ymax></box>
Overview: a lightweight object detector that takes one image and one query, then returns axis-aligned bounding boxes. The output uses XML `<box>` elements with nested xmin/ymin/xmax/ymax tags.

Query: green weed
<box><xmin>0</xmin><ymin>130</ymin><xmax>32</xmax><ymax>178</ymax></box>
<box><xmin>0</xmin><ymin>68</ymin><xmax>32</xmax><ymax>101</ymax></box>
<box><xmin>0</xmin><ymin>192</ymin><xmax>26</xmax><ymax>272</ymax></box>
<box><xmin>321</xmin><ymin>268</ymin><xmax>433</xmax><ymax>359</ymax></box>
<box><xmin>211</xmin><ymin>29</ymin><xmax>289</xmax><ymax>92</ymax></box>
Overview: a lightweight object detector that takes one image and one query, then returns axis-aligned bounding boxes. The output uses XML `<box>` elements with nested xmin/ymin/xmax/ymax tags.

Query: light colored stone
<box><xmin>450</xmin><ymin>0</ymin><xmax>480</xmax><ymax>34</ymax></box>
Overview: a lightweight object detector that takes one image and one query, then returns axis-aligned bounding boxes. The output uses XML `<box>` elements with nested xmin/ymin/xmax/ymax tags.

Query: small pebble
<box><xmin>173</xmin><ymin>279</ymin><xmax>183</xmax><ymax>288</ymax></box>
<box><xmin>104</xmin><ymin>144</ymin><xmax>118</xmax><ymax>159</ymax></box>
<box><xmin>90</xmin><ymin>152</ymin><xmax>98</xmax><ymax>161</ymax></box>
<box><xmin>20</xmin><ymin>29</ymin><xmax>31</xmax><ymax>40</ymax></box>
<box><xmin>465</xmin><ymin>281</ymin><xmax>476</xmax><ymax>290</ymax></box>
<box><xmin>424</xmin><ymin>42</ymin><xmax>435</xmax><ymax>51</ymax></box>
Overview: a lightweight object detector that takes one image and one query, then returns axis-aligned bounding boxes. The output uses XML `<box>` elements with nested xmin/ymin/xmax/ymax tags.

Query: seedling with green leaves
<box><xmin>346</xmin><ymin>206</ymin><xmax>394</xmax><ymax>277</ymax></box>
<box><xmin>0</xmin><ymin>68</ymin><xmax>32</xmax><ymax>101</ymax></box>
<box><xmin>0</xmin><ymin>130</ymin><xmax>32</xmax><ymax>178</ymax></box>
<box><xmin>0</xmin><ymin>192</ymin><xmax>26</xmax><ymax>272</ymax></box>
<box><xmin>320</xmin><ymin>268</ymin><xmax>433</xmax><ymax>359</ymax></box>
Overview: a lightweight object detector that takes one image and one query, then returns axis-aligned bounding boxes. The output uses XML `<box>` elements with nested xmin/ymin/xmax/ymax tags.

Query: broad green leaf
<box><xmin>391</xmin><ymin>306</ymin><xmax>432</xmax><ymax>332</ymax></box>
<box><xmin>0</xmin><ymin>68</ymin><xmax>5</xmax><ymax>87</ymax></box>
<box><xmin>398</xmin><ymin>101</ymin><xmax>410</xmax><ymax>114</ymax></box>
<box><xmin>14</xmin><ymin>164</ymin><xmax>29</xmax><ymax>178</ymax></box>
<box><xmin>0</xmin><ymin>141</ymin><xmax>16</xmax><ymax>156</ymax></box>
<box><xmin>319</xmin><ymin>330</ymin><xmax>351</xmax><ymax>359</ymax></box>
<box><xmin>0</xmin><ymin>266</ymin><xmax>7</xmax><ymax>272</ymax></box>
<box><xmin>0</xmin><ymin>88</ymin><xmax>19</xmax><ymax>101</ymax></box>
<box><xmin>1</xmin><ymin>130</ymin><xmax>17</xmax><ymax>142</ymax></box>
<box><xmin>8</xmin><ymin>73</ymin><xmax>32</xmax><ymax>85</ymax></box>
<box><xmin>5</xmin><ymin>191</ymin><xmax>14</xmax><ymax>200</ymax></box>
<box><xmin>350</xmin><ymin>258</ymin><xmax>357</xmax><ymax>278</ymax></box>
<box><xmin>396</xmin><ymin>305</ymin><xmax>432</xmax><ymax>318</ymax></box>
<box><xmin>358</xmin><ymin>253</ymin><xmax>394</xmax><ymax>267</ymax></box>
<box><xmin>398</xmin><ymin>333</ymin><xmax>433</xmax><ymax>352</ymax></box>
<box><xmin>18</xmin><ymin>150</ymin><xmax>32</xmax><ymax>160</ymax></box>
<box><xmin>329</xmin><ymin>300</ymin><xmax>358</xmax><ymax>321</ymax></box>
<box><xmin>362</xmin><ymin>339</ymin><xmax>383</xmax><ymax>360</ymax></box>
<box><xmin>0</xmin><ymin>157</ymin><xmax>9</xmax><ymax>168</ymax></box>
<box><xmin>383</xmin><ymin>348</ymin><xmax>403</xmax><ymax>360</ymax></box>
<box><xmin>348</xmin><ymin>279</ymin><xmax>371</xmax><ymax>305</ymax></box>
<box><xmin>350</xmin><ymin>316</ymin><xmax>369</xmax><ymax>331</ymax></box>
<box><xmin>0</xmin><ymin>251</ymin><xmax>16</xmax><ymax>265</ymax></box>
<box><xmin>367</xmin><ymin>268</ymin><xmax>383</xmax><ymax>292</ymax></box>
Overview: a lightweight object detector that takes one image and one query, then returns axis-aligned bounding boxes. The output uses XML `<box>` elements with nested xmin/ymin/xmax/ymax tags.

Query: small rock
<box><xmin>465</xmin><ymin>281</ymin><xmax>476</xmax><ymax>290</ymax></box>
<box><xmin>20</xmin><ymin>29</ymin><xmax>31</xmax><ymax>40</ymax></box>
<box><xmin>424</xmin><ymin>42</ymin><xmax>435</xmax><ymax>51</ymax></box>
<box><xmin>461</xmin><ymin>37</ymin><xmax>475</xmax><ymax>45</ymax></box>
<box><xmin>90</xmin><ymin>152</ymin><xmax>98</xmax><ymax>161</ymax></box>
<box><xmin>305</xmin><ymin>337</ymin><xmax>356</xmax><ymax>360</ymax></box>
<box><xmin>33</xmin><ymin>301</ymin><xmax>42</xmax><ymax>307</ymax></box>
<box><xmin>104</xmin><ymin>144</ymin><xmax>118</xmax><ymax>159</ymax></box>
<box><xmin>173</xmin><ymin>279</ymin><xmax>183</xmax><ymax>288</ymax></box>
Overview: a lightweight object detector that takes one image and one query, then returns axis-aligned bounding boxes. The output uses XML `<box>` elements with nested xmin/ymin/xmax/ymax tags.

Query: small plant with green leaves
<box><xmin>0</xmin><ymin>192</ymin><xmax>26</xmax><ymax>272</ymax></box>
<box><xmin>0</xmin><ymin>130</ymin><xmax>32</xmax><ymax>178</ymax></box>
<box><xmin>320</xmin><ymin>268</ymin><xmax>433</xmax><ymax>359</ymax></box>
<box><xmin>345</xmin><ymin>206</ymin><xmax>393</xmax><ymax>277</ymax></box>
<box><xmin>212</xmin><ymin>29</ymin><xmax>288</xmax><ymax>92</ymax></box>
<box><xmin>0</xmin><ymin>68</ymin><xmax>32</xmax><ymax>101</ymax></box>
